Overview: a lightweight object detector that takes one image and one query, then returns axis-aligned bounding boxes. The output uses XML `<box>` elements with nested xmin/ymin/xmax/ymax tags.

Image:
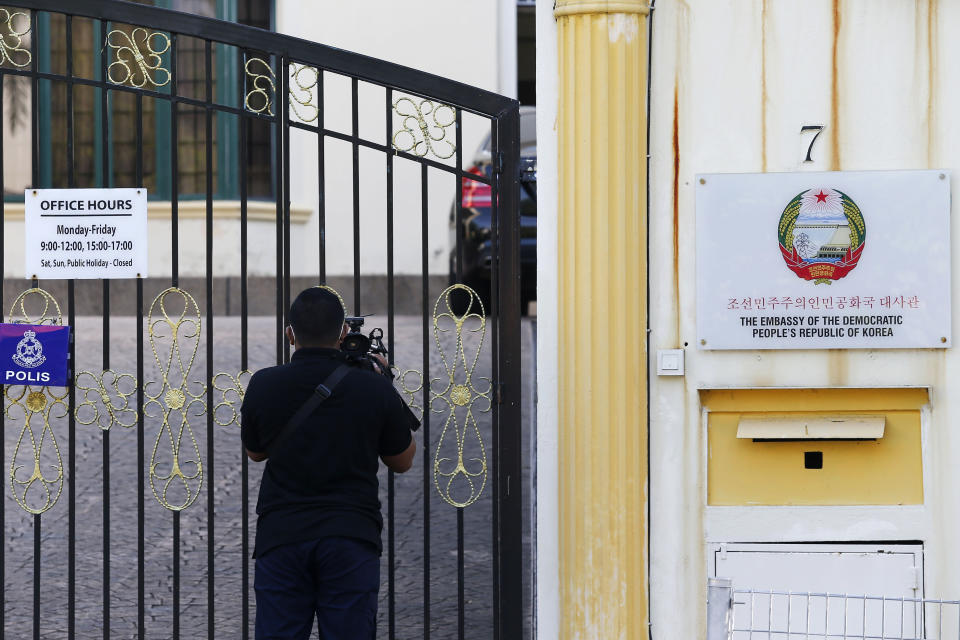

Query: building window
<box><xmin>31</xmin><ymin>0</ymin><xmax>274</xmax><ymax>201</ymax></box>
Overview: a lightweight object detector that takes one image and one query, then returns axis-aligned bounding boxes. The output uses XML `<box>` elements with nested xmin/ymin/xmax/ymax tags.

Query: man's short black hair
<box><xmin>288</xmin><ymin>287</ymin><xmax>345</xmax><ymax>347</ymax></box>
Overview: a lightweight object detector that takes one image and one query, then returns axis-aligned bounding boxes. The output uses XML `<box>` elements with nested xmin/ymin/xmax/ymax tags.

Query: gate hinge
<box><xmin>494</xmin><ymin>151</ymin><xmax>504</xmax><ymax>175</ymax></box>
<box><xmin>495</xmin><ymin>382</ymin><xmax>505</xmax><ymax>404</ymax></box>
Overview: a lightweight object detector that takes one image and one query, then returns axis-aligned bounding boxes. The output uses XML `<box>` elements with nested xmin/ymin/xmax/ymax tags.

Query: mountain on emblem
<box><xmin>777</xmin><ymin>188</ymin><xmax>866</xmax><ymax>284</ymax></box>
<box><xmin>13</xmin><ymin>329</ymin><xmax>46</xmax><ymax>368</ymax></box>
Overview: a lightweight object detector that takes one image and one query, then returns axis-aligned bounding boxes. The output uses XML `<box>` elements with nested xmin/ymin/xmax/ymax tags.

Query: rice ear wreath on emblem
<box><xmin>778</xmin><ymin>188</ymin><xmax>866</xmax><ymax>285</ymax></box>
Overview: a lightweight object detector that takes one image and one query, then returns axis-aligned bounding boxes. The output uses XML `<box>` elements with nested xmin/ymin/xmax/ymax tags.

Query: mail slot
<box><xmin>736</xmin><ymin>415</ymin><xmax>885</xmax><ymax>440</ymax></box>
<box><xmin>701</xmin><ymin>388</ymin><xmax>926</xmax><ymax>506</ymax></box>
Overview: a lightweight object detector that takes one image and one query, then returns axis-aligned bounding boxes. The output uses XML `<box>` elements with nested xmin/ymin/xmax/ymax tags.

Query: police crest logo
<box><xmin>13</xmin><ymin>330</ymin><xmax>46</xmax><ymax>368</ymax></box>
<box><xmin>778</xmin><ymin>188</ymin><xmax>866</xmax><ymax>284</ymax></box>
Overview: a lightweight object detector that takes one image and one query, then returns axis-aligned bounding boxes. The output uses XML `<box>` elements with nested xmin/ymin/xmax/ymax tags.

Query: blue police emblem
<box><xmin>13</xmin><ymin>330</ymin><xmax>46</xmax><ymax>369</ymax></box>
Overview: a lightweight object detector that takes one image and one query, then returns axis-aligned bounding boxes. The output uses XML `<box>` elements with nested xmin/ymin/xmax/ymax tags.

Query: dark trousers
<box><xmin>255</xmin><ymin>536</ymin><xmax>379</xmax><ymax>640</ymax></box>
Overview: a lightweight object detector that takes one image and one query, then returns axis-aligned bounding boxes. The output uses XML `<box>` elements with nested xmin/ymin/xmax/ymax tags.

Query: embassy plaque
<box><xmin>696</xmin><ymin>170</ymin><xmax>951</xmax><ymax>350</ymax></box>
<box><xmin>25</xmin><ymin>188</ymin><xmax>148</xmax><ymax>280</ymax></box>
<box><xmin>0</xmin><ymin>324</ymin><xmax>71</xmax><ymax>386</ymax></box>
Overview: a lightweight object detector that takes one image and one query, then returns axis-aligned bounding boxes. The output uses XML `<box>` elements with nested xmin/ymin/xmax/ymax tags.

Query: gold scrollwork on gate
<box><xmin>144</xmin><ymin>288</ymin><xmax>205</xmax><ymax>511</ymax></box>
<box><xmin>106</xmin><ymin>28</ymin><xmax>172</xmax><ymax>89</ymax></box>
<box><xmin>288</xmin><ymin>62</ymin><xmax>319</xmax><ymax>124</ymax></box>
<box><xmin>393</xmin><ymin>97</ymin><xmax>457</xmax><ymax>160</ymax></box>
<box><xmin>75</xmin><ymin>370</ymin><xmax>138</xmax><ymax>431</ymax></box>
<box><xmin>0</xmin><ymin>9</ymin><xmax>30</xmax><ymax>69</ymax></box>
<box><xmin>212</xmin><ymin>371</ymin><xmax>251</xmax><ymax>427</ymax></box>
<box><xmin>7</xmin><ymin>385</ymin><xmax>67</xmax><ymax>515</ymax></box>
<box><xmin>395</xmin><ymin>369</ymin><xmax>424</xmax><ymax>422</ymax></box>
<box><xmin>245</xmin><ymin>57</ymin><xmax>276</xmax><ymax>116</ymax></box>
<box><xmin>6</xmin><ymin>288</ymin><xmax>65</xmax><ymax>514</ymax></box>
<box><xmin>430</xmin><ymin>284</ymin><xmax>489</xmax><ymax>508</ymax></box>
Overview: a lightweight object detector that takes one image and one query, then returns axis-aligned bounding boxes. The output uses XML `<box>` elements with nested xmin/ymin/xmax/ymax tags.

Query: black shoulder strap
<box><xmin>266</xmin><ymin>364</ymin><xmax>351</xmax><ymax>459</ymax></box>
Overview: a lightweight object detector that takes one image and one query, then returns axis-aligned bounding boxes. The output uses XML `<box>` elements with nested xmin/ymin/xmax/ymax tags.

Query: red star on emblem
<box><xmin>814</xmin><ymin>190</ymin><xmax>828</xmax><ymax>203</ymax></box>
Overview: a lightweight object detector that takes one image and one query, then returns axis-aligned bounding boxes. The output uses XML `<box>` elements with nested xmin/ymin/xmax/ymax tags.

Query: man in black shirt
<box><xmin>241</xmin><ymin>287</ymin><xmax>417</xmax><ymax>639</ymax></box>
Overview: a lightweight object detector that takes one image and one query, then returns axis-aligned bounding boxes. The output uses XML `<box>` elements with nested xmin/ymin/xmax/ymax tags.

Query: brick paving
<box><xmin>1</xmin><ymin>314</ymin><xmax>534</xmax><ymax>639</ymax></box>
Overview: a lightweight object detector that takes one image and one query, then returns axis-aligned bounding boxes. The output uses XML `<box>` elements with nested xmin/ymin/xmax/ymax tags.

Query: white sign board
<box><xmin>696</xmin><ymin>170</ymin><xmax>950</xmax><ymax>350</ymax></box>
<box><xmin>25</xmin><ymin>188</ymin><xmax>148</xmax><ymax>280</ymax></box>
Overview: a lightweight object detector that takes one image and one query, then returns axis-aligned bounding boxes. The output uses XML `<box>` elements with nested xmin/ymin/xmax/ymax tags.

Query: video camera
<box><xmin>341</xmin><ymin>316</ymin><xmax>393</xmax><ymax>379</ymax></box>
<box><xmin>342</xmin><ymin>316</ymin><xmax>421</xmax><ymax>431</ymax></box>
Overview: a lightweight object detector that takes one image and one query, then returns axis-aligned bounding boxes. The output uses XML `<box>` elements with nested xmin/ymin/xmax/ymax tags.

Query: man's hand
<box><xmin>371</xmin><ymin>354</ymin><xmax>390</xmax><ymax>376</ymax></box>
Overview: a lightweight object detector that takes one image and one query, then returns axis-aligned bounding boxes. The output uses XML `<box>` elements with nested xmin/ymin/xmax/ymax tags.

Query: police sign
<box><xmin>0</xmin><ymin>324</ymin><xmax>71</xmax><ymax>386</ymax></box>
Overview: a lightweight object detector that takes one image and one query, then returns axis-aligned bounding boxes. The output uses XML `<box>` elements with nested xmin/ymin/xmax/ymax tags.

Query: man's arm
<box><xmin>246</xmin><ymin>449</ymin><xmax>268</xmax><ymax>462</ymax></box>
<box><xmin>241</xmin><ymin>372</ymin><xmax>268</xmax><ymax>462</ymax></box>
<box><xmin>380</xmin><ymin>438</ymin><xmax>415</xmax><ymax>473</ymax></box>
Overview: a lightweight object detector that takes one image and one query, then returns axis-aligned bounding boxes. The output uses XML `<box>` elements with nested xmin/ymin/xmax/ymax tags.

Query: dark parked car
<box><xmin>449</xmin><ymin>106</ymin><xmax>536</xmax><ymax>313</ymax></box>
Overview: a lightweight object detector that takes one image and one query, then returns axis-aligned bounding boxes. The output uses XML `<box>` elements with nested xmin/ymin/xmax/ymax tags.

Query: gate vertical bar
<box><xmin>135</xmin><ymin>91</ymin><xmax>145</xmax><ymax>640</ymax></box>
<box><xmin>488</xmin><ymin>119</ymin><xmax>501</xmax><ymax>640</ymax></box>
<box><xmin>170</xmin><ymin>30</ymin><xmax>181</xmax><ymax>640</ymax></box>
<box><xmin>273</xmin><ymin>53</ymin><xmax>284</xmax><ymax>365</ymax></box>
<box><xmin>136</xmin><ymin>276</ymin><xmax>144</xmax><ymax>639</ymax></box>
<box><xmin>384</xmin><ymin>87</ymin><xmax>396</xmax><ymax>640</ymax></box>
<box><xmin>170</xmin><ymin>34</ymin><xmax>180</xmax><ymax>287</ymax></box>
<box><xmin>458</xmin><ymin>509</ymin><xmax>465</xmax><ymax>640</ymax></box>
<box><xmin>99</xmin><ymin>18</ymin><xmax>113</xmax><ymax>639</ymax></box>
<box><xmin>351</xmin><ymin>78</ymin><xmax>360</xmax><ymax>313</ymax></box>
<box><xmin>455</xmin><ymin>108</ymin><xmax>466</xmax><ymax>640</ymax></box>
<box><xmin>33</xmin><ymin>517</ymin><xmax>40</xmax><ymax>640</ymax></box>
<box><xmin>420</xmin><ymin>163</ymin><xmax>431</xmax><ymax>640</ymax></box>
<box><xmin>204</xmin><ymin>38</ymin><xmax>216</xmax><ymax>640</ymax></box>
<box><xmin>173</xmin><ymin>508</ymin><xmax>180</xmax><ymax>639</ymax></box>
<box><xmin>454</xmin><ymin>111</ymin><xmax>463</xmax><ymax>275</ymax></box>
<box><xmin>455</xmin><ymin>107</ymin><xmax>466</xmax><ymax>640</ymax></box>
<box><xmin>282</xmin><ymin>59</ymin><xmax>291</xmax><ymax>356</ymax></box>
<box><xmin>0</xmin><ymin>55</ymin><xmax>6</xmax><ymax>640</ymax></box>
<box><xmin>239</xmin><ymin>52</ymin><xmax>250</xmax><ymax>640</ymax></box>
<box><xmin>492</xmin><ymin>105</ymin><xmax>523</xmax><ymax>639</ymax></box>
<box><xmin>30</xmin><ymin>11</ymin><xmax>40</xmax><ymax>640</ymax></box>
<box><xmin>317</xmin><ymin>72</ymin><xmax>325</xmax><ymax>282</ymax></box>
<box><xmin>30</xmin><ymin>8</ymin><xmax>38</xmax><ymax>190</ymax></box>
<box><xmin>66</xmin><ymin>14</ymin><xmax>77</xmax><ymax>638</ymax></box>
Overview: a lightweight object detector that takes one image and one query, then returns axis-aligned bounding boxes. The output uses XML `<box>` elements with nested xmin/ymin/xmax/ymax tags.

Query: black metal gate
<box><xmin>0</xmin><ymin>1</ymin><xmax>523</xmax><ymax>637</ymax></box>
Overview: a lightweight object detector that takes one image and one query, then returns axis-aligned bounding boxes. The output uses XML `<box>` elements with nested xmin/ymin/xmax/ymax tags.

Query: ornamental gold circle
<box><xmin>450</xmin><ymin>384</ymin><xmax>471</xmax><ymax>407</ymax></box>
<box><xmin>164</xmin><ymin>389</ymin><xmax>186</xmax><ymax>410</ymax></box>
<box><xmin>25</xmin><ymin>391</ymin><xmax>46</xmax><ymax>413</ymax></box>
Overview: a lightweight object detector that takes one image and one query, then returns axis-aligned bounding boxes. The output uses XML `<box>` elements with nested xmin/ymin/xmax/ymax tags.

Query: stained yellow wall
<box><xmin>703</xmin><ymin>389</ymin><xmax>927</xmax><ymax>506</ymax></box>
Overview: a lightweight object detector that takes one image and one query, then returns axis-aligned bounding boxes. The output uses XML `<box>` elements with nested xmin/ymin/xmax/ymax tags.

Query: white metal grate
<box><xmin>728</xmin><ymin>590</ymin><xmax>960</xmax><ymax>640</ymax></box>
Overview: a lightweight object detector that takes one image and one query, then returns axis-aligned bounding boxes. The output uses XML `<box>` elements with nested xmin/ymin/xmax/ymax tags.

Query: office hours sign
<box><xmin>25</xmin><ymin>188</ymin><xmax>148</xmax><ymax>280</ymax></box>
<box><xmin>696</xmin><ymin>170</ymin><xmax>951</xmax><ymax>349</ymax></box>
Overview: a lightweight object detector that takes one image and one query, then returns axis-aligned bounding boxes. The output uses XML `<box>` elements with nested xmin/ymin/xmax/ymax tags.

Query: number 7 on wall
<box><xmin>800</xmin><ymin>125</ymin><xmax>825</xmax><ymax>163</ymax></box>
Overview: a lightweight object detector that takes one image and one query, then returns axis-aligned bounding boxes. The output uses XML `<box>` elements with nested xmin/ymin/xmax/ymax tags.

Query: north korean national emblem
<box><xmin>778</xmin><ymin>187</ymin><xmax>866</xmax><ymax>284</ymax></box>
<box><xmin>13</xmin><ymin>330</ymin><xmax>46</xmax><ymax>368</ymax></box>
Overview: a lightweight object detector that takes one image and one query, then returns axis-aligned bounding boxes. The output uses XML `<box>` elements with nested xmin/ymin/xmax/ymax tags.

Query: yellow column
<box><xmin>555</xmin><ymin>0</ymin><xmax>649</xmax><ymax>637</ymax></box>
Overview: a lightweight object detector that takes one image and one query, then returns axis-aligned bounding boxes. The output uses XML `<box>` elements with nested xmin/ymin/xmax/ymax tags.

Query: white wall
<box><xmin>534</xmin><ymin>0</ymin><xmax>559</xmax><ymax>636</ymax></box>
<box><xmin>645</xmin><ymin>2</ymin><xmax>960</xmax><ymax>639</ymax></box>
<box><xmin>276</xmin><ymin>0</ymin><xmax>501</xmax><ymax>277</ymax></box>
